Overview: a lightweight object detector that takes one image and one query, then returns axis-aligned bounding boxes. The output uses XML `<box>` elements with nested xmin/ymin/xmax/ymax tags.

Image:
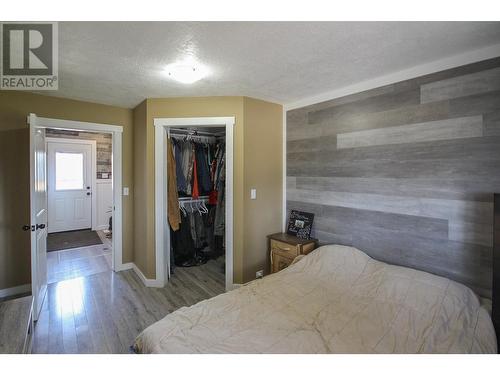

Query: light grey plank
<box><xmin>292</xmin><ymin>176</ymin><xmax>497</xmax><ymax>202</ymax></box>
<box><xmin>484</xmin><ymin>110</ymin><xmax>500</xmax><ymax>136</ymax></box>
<box><xmin>421</xmin><ymin>67</ymin><xmax>500</xmax><ymax>103</ymax></box>
<box><xmin>287</xmin><ymin>188</ymin><xmax>493</xmax><ymax>225</ymax></box>
<box><xmin>448</xmin><ymin>220</ymin><xmax>493</xmax><ymax>247</ymax></box>
<box><xmin>336</xmin><ymin>116</ymin><xmax>483</xmax><ymax>149</ymax></box>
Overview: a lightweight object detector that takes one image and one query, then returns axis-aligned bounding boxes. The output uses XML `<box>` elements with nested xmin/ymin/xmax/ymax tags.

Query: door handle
<box><xmin>23</xmin><ymin>225</ymin><xmax>35</xmax><ymax>232</ymax></box>
<box><xmin>36</xmin><ymin>223</ymin><xmax>46</xmax><ymax>230</ymax></box>
<box><xmin>87</xmin><ymin>192</ymin><xmax>92</xmax><ymax>196</ymax></box>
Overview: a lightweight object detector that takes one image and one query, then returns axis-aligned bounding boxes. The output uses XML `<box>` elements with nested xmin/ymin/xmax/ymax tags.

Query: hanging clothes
<box><xmin>171</xmin><ymin>215</ymin><xmax>195</xmax><ymax>266</ymax></box>
<box><xmin>167</xmin><ymin>138</ymin><xmax>181</xmax><ymax>231</ymax></box>
<box><xmin>214</xmin><ymin>159</ymin><xmax>225</xmax><ymax>236</ymax></box>
<box><xmin>192</xmin><ymin>154</ymin><xmax>200</xmax><ymax>199</ymax></box>
<box><xmin>168</xmin><ymin>131</ymin><xmax>225</xmax><ymax>267</ymax></box>
<box><xmin>182</xmin><ymin>141</ymin><xmax>194</xmax><ymax>196</ymax></box>
<box><xmin>195</xmin><ymin>143</ymin><xmax>212</xmax><ymax>195</ymax></box>
<box><xmin>173</xmin><ymin>139</ymin><xmax>187</xmax><ymax>194</ymax></box>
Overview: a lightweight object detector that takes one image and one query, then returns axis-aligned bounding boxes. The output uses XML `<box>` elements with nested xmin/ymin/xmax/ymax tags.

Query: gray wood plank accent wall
<box><xmin>286</xmin><ymin>57</ymin><xmax>500</xmax><ymax>297</ymax></box>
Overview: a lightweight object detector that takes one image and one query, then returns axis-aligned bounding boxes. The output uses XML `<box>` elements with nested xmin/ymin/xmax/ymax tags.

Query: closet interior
<box><xmin>167</xmin><ymin>126</ymin><xmax>226</xmax><ymax>275</ymax></box>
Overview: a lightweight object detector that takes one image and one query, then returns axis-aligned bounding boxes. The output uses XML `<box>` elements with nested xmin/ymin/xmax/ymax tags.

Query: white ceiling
<box><xmin>40</xmin><ymin>22</ymin><xmax>500</xmax><ymax>108</ymax></box>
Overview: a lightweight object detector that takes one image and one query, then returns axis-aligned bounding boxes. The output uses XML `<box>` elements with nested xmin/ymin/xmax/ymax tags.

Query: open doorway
<box><xmin>45</xmin><ymin>130</ymin><xmax>113</xmax><ymax>284</ymax></box>
<box><xmin>154</xmin><ymin>117</ymin><xmax>234</xmax><ymax>291</ymax></box>
<box><xmin>169</xmin><ymin>126</ymin><xmax>226</xmax><ymax>287</ymax></box>
<box><xmin>28</xmin><ymin>114</ymin><xmax>124</xmax><ymax>321</ymax></box>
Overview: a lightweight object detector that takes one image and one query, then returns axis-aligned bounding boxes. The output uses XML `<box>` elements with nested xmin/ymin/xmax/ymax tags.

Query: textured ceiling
<box><xmin>39</xmin><ymin>22</ymin><xmax>500</xmax><ymax>108</ymax></box>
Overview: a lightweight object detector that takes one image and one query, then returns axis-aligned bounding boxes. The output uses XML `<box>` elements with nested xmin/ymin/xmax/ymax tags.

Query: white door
<box><xmin>29</xmin><ymin>114</ymin><xmax>48</xmax><ymax>321</ymax></box>
<box><xmin>47</xmin><ymin>140</ymin><xmax>93</xmax><ymax>233</ymax></box>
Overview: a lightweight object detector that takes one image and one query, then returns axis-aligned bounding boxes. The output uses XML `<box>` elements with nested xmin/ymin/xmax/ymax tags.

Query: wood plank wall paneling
<box><xmin>286</xmin><ymin>57</ymin><xmax>500</xmax><ymax>297</ymax></box>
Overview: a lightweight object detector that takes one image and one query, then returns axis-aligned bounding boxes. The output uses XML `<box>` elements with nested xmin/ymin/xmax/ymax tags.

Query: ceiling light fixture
<box><xmin>163</xmin><ymin>61</ymin><xmax>209</xmax><ymax>84</ymax></box>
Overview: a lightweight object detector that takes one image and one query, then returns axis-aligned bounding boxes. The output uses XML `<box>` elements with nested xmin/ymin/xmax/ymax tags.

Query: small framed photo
<box><xmin>287</xmin><ymin>210</ymin><xmax>314</xmax><ymax>239</ymax></box>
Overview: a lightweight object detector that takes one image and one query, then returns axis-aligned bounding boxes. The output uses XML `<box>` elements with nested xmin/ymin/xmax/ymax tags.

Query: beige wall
<box><xmin>242</xmin><ymin>97</ymin><xmax>283</xmax><ymax>281</ymax></box>
<box><xmin>133</xmin><ymin>96</ymin><xmax>283</xmax><ymax>284</ymax></box>
<box><xmin>0</xmin><ymin>91</ymin><xmax>134</xmax><ymax>290</ymax></box>
<box><xmin>0</xmin><ymin>91</ymin><xmax>283</xmax><ymax>291</ymax></box>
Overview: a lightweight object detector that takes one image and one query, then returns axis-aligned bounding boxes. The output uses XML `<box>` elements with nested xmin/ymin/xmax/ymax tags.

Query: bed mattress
<box><xmin>134</xmin><ymin>245</ymin><xmax>497</xmax><ymax>353</ymax></box>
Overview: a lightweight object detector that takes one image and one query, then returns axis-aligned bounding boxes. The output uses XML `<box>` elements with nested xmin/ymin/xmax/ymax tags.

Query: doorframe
<box><xmin>28</xmin><ymin>115</ymin><xmax>125</xmax><ymax>272</ymax></box>
<box><xmin>46</xmin><ymin>137</ymin><xmax>97</xmax><ymax>233</ymax></box>
<box><xmin>154</xmin><ymin>117</ymin><xmax>235</xmax><ymax>291</ymax></box>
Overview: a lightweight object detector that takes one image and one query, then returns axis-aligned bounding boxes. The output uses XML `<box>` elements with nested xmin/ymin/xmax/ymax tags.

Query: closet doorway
<box><xmin>154</xmin><ymin>117</ymin><xmax>234</xmax><ymax>291</ymax></box>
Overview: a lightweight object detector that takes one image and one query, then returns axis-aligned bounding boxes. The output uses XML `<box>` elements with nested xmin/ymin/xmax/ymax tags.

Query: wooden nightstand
<box><xmin>268</xmin><ymin>233</ymin><xmax>318</xmax><ymax>274</ymax></box>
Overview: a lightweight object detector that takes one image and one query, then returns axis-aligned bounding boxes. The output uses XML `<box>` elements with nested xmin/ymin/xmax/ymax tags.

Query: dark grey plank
<box><xmin>288</xmin><ymin>201</ymin><xmax>448</xmax><ymax>241</ymax></box>
<box><xmin>307</xmin><ymin>100</ymin><xmax>450</xmax><ymax>137</ymax></box>
<box><xmin>421</xmin><ymin>67</ymin><xmax>500</xmax><ymax>103</ymax></box>
<box><xmin>449</xmin><ymin>90</ymin><xmax>500</xmax><ymax>118</ymax></box>
<box><xmin>287</xmin><ymin>158</ymin><xmax>500</xmax><ymax>180</ymax></box>
<box><xmin>286</xmin><ymin>57</ymin><xmax>500</xmax><ymax>120</ymax></box>
<box><xmin>288</xmin><ymin>134</ymin><xmax>500</xmax><ymax>164</ymax></box>
<box><xmin>307</xmin><ymin>88</ymin><xmax>421</xmax><ymax>125</ymax></box>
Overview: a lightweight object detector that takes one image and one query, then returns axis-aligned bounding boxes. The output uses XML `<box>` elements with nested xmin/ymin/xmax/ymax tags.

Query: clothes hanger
<box><xmin>179</xmin><ymin>201</ymin><xmax>187</xmax><ymax>216</ymax></box>
<box><xmin>200</xmin><ymin>200</ymin><xmax>208</xmax><ymax>214</ymax></box>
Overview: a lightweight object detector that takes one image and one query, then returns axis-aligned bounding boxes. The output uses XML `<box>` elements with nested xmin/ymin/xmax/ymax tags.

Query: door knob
<box><xmin>23</xmin><ymin>225</ymin><xmax>35</xmax><ymax>231</ymax></box>
<box><xmin>87</xmin><ymin>192</ymin><xmax>91</xmax><ymax>196</ymax></box>
<box><xmin>36</xmin><ymin>223</ymin><xmax>46</xmax><ymax>230</ymax></box>
<box><xmin>86</xmin><ymin>186</ymin><xmax>90</xmax><ymax>189</ymax></box>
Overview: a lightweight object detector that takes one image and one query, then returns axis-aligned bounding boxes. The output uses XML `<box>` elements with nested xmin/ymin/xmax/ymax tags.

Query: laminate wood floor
<box><xmin>47</xmin><ymin>231</ymin><xmax>112</xmax><ymax>285</ymax></box>
<box><xmin>32</xmin><ymin>257</ymin><xmax>225</xmax><ymax>354</ymax></box>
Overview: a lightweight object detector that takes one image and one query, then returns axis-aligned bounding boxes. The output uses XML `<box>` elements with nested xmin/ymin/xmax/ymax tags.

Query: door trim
<box><xmin>28</xmin><ymin>114</ymin><xmax>124</xmax><ymax>272</ymax></box>
<box><xmin>46</xmin><ymin>137</ymin><xmax>97</xmax><ymax>232</ymax></box>
<box><xmin>153</xmin><ymin>117</ymin><xmax>235</xmax><ymax>291</ymax></box>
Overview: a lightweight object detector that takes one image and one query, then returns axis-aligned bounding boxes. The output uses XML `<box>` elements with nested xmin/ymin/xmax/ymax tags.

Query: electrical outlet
<box><xmin>256</xmin><ymin>270</ymin><xmax>264</xmax><ymax>279</ymax></box>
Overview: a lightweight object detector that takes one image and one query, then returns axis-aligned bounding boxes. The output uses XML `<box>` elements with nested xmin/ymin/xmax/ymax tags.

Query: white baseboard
<box><xmin>0</xmin><ymin>283</ymin><xmax>31</xmax><ymax>299</ymax></box>
<box><xmin>115</xmin><ymin>262</ymin><xmax>134</xmax><ymax>272</ymax></box>
<box><xmin>131</xmin><ymin>263</ymin><xmax>164</xmax><ymax>287</ymax></box>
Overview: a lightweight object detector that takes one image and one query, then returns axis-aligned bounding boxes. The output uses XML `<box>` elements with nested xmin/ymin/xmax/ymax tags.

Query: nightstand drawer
<box><xmin>270</xmin><ymin>239</ymin><xmax>299</xmax><ymax>259</ymax></box>
<box><xmin>271</xmin><ymin>253</ymin><xmax>294</xmax><ymax>274</ymax></box>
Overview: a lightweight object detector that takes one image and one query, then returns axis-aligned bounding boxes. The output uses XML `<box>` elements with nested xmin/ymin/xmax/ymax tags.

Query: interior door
<box><xmin>29</xmin><ymin>113</ymin><xmax>47</xmax><ymax>321</ymax></box>
<box><xmin>47</xmin><ymin>140</ymin><xmax>93</xmax><ymax>233</ymax></box>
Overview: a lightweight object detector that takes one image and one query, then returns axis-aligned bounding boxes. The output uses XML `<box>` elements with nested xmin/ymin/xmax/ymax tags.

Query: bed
<box><xmin>134</xmin><ymin>244</ymin><xmax>498</xmax><ymax>354</ymax></box>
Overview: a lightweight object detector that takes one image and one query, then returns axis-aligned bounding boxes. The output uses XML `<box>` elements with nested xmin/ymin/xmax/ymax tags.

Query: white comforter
<box><xmin>134</xmin><ymin>245</ymin><xmax>497</xmax><ymax>353</ymax></box>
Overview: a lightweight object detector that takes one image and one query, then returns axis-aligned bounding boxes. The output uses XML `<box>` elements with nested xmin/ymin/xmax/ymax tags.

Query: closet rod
<box><xmin>170</xmin><ymin>134</ymin><xmax>216</xmax><ymax>142</ymax></box>
<box><xmin>169</xmin><ymin>128</ymin><xmax>221</xmax><ymax>137</ymax></box>
<box><xmin>179</xmin><ymin>195</ymin><xmax>209</xmax><ymax>201</ymax></box>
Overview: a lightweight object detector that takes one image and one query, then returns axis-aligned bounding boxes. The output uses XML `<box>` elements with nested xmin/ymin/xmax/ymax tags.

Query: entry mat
<box><xmin>47</xmin><ymin>229</ymin><xmax>103</xmax><ymax>252</ymax></box>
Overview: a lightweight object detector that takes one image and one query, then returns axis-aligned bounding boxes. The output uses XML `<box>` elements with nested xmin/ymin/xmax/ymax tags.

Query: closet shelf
<box><xmin>179</xmin><ymin>196</ymin><xmax>209</xmax><ymax>202</ymax></box>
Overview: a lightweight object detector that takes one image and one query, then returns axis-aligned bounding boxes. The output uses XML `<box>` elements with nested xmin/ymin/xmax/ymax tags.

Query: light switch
<box><xmin>250</xmin><ymin>188</ymin><xmax>257</xmax><ymax>200</ymax></box>
<box><xmin>123</xmin><ymin>187</ymin><xmax>129</xmax><ymax>196</ymax></box>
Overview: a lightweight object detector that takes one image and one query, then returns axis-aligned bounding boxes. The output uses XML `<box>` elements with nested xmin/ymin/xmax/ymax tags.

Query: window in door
<box><xmin>55</xmin><ymin>152</ymin><xmax>84</xmax><ymax>190</ymax></box>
